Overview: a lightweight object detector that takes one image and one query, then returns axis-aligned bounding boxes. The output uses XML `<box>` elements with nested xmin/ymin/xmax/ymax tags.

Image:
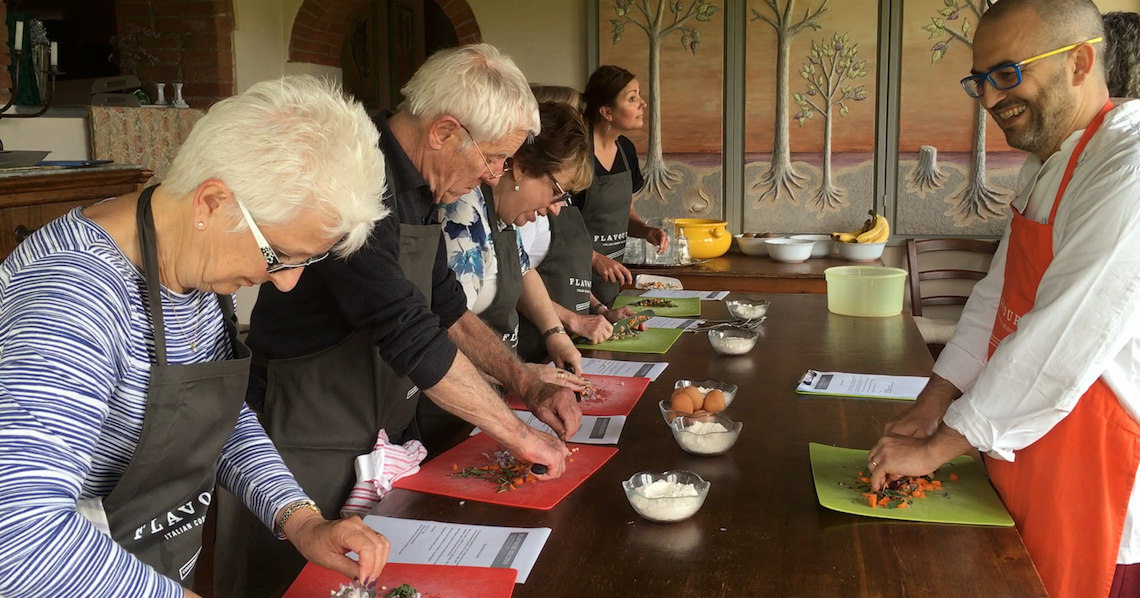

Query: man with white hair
<box><xmin>867</xmin><ymin>1</ymin><xmax>1140</xmax><ymax>597</ymax></box>
<box><xmin>216</xmin><ymin>45</ymin><xmax>580</xmax><ymax>598</ymax></box>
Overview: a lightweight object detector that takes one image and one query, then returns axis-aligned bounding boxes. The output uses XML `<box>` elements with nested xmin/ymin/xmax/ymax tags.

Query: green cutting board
<box><xmin>809</xmin><ymin>443</ymin><xmax>1014</xmax><ymax>527</ymax></box>
<box><xmin>612</xmin><ymin>296</ymin><xmax>701</xmax><ymax>317</ymax></box>
<box><xmin>575</xmin><ymin>328</ymin><xmax>684</xmax><ymax>355</ymax></box>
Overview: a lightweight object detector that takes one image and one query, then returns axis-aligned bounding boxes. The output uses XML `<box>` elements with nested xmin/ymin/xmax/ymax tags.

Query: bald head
<box><xmin>981</xmin><ymin>0</ymin><xmax>1106</xmax><ymax>78</ymax></box>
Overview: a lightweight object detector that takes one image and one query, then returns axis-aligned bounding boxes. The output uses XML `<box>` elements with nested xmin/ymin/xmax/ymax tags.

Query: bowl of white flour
<box><xmin>669</xmin><ymin>413</ymin><xmax>743</xmax><ymax>456</ymax></box>
<box><xmin>622</xmin><ymin>470</ymin><xmax>710</xmax><ymax>522</ymax></box>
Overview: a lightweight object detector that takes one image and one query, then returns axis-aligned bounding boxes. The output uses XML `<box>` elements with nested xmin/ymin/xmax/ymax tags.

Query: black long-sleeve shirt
<box><xmin>244</xmin><ymin>113</ymin><xmax>468</xmax><ymax>410</ymax></box>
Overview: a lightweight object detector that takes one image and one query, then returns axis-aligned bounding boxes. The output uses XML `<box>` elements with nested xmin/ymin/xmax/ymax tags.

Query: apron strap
<box><xmin>481</xmin><ymin>183</ymin><xmax>508</xmax><ymax>233</ymax></box>
<box><xmin>1048</xmin><ymin>100</ymin><xmax>1114</xmax><ymax>224</ymax></box>
<box><xmin>135</xmin><ymin>186</ymin><xmax>169</xmax><ymax>366</ymax></box>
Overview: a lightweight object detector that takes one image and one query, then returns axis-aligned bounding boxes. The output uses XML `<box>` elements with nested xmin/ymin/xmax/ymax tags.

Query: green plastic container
<box><xmin>824</xmin><ymin>266</ymin><xmax>908</xmax><ymax>317</ymax></box>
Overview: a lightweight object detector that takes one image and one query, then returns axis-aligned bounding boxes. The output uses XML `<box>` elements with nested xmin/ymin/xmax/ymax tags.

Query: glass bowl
<box><xmin>708</xmin><ymin>328</ymin><xmax>759</xmax><ymax>355</ymax></box>
<box><xmin>673</xmin><ymin>378</ymin><xmax>738</xmax><ymax>407</ymax></box>
<box><xmin>658</xmin><ymin>399</ymin><xmax>687</xmax><ymax>424</ymax></box>
<box><xmin>725</xmin><ymin>298</ymin><xmax>769</xmax><ymax>321</ymax></box>
<box><xmin>669</xmin><ymin>413</ymin><xmax>743</xmax><ymax>456</ymax></box>
<box><xmin>622</xmin><ymin>470</ymin><xmax>711</xmax><ymax>522</ymax></box>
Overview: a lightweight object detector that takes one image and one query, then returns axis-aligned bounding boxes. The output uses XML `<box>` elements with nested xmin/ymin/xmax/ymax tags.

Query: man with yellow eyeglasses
<box><xmin>867</xmin><ymin>1</ymin><xmax>1140</xmax><ymax>597</ymax></box>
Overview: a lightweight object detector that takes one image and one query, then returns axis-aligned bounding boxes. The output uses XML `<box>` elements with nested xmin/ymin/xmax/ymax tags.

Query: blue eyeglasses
<box><xmin>961</xmin><ymin>37</ymin><xmax>1103</xmax><ymax>98</ymax></box>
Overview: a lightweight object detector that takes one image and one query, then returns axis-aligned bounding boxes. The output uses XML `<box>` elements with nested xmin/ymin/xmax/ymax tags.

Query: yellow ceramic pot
<box><xmin>675</xmin><ymin>218</ymin><xmax>731</xmax><ymax>259</ymax></box>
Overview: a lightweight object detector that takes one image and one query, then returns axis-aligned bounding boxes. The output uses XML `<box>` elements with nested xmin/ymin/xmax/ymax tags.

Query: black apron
<box><xmin>102</xmin><ymin>185</ymin><xmax>250</xmax><ymax>589</ymax></box>
<box><xmin>414</xmin><ymin>184</ymin><xmax>524</xmax><ymax>455</ymax></box>
<box><xmin>475</xmin><ymin>184</ymin><xmax>525</xmax><ymax>349</ymax></box>
<box><xmin>580</xmin><ymin>140</ymin><xmax>635</xmax><ymax>306</ymax></box>
<box><xmin>214</xmin><ymin>198</ymin><xmax>441</xmax><ymax>598</ymax></box>
<box><xmin>517</xmin><ymin>205</ymin><xmax>593</xmax><ymax>363</ymax></box>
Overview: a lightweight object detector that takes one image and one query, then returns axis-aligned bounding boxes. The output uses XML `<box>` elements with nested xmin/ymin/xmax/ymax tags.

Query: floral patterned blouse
<box><xmin>438</xmin><ymin>186</ymin><xmax>530</xmax><ymax>313</ymax></box>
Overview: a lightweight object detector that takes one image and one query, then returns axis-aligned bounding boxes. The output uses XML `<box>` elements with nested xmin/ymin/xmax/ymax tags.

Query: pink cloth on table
<box><xmin>340</xmin><ymin>430</ymin><xmax>427</xmax><ymax>518</ymax></box>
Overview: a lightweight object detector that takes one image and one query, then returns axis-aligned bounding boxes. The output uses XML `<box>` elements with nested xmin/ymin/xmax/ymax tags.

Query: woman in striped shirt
<box><xmin>0</xmin><ymin>76</ymin><xmax>391</xmax><ymax>598</ymax></box>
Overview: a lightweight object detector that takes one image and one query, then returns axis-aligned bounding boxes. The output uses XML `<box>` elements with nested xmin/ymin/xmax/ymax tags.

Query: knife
<box><xmin>608</xmin><ymin>309</ymin><xmax>655</xmax><ymax>340</ymax></box>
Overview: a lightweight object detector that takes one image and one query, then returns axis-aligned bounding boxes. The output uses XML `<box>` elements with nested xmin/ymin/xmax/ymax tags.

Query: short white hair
<box><xmin>162</xmin><ymin>75</ymin><xmax>388</xmax><ymax>257</ymax></box>
<box><xmin>399</xmin><ymin>43</ymin><xmax>540</xmax><ymax>143</ymax></box>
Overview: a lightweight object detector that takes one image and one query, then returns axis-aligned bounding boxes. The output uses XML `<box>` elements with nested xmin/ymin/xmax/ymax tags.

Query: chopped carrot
<box><xmin>949</xmin><ymin>473</ymin><xmax>959</xmax><ymax>482</ymax></box>
<box><xmin>512</xmin><ymin>477</ymin><xmax>524</xmax><ymax>486</ymax></box>
<box><xmin>912</xmin><ymin>491</ymin><xmax>925</xmax><ymax>499</ymax></box>
<box><xmin>489</xmin><ymin>464</ymin><xmax>501</xmax><ymax>471</ymax></box>
<box><xmin>877</xmin><ymin>496</ymin><xmax>890</xmax><ymax>507</ymax></box>
<box><xmin>897</xmin><ymin>502</ymin><xmax>910</xmax><ymax>509</ymax></box>
<box><xmin>526</xmin><ymin>473</ymin><xmax>537</xmax><ymax>483</ymax></box>
<box><xmin>859</xmin><ymin>477</ymin><xmax>871</xmax><ymax>484</ymax></box>
<box><xmin>569</xmin><ymin>458</ymin><xmax>575</xmax><ymax>463</ymax></box>
<box><xmin>451</xmin><ymin>463</ymin><xmax>458</xmax><ymax>471</ymax></box>
<box><xmin>858</xmin><ymin>471</ymin><xmax>865</xmax><ymax>477</ymax></box>
<box><xmin>932</xmin><ymin>480</ymin><xmax>942</xmax><ymax>488</ymax></box>
<box><xmin>867</xmin><ymin>494</ymin><xmax>877</xmax><ymax>509</ymax></box>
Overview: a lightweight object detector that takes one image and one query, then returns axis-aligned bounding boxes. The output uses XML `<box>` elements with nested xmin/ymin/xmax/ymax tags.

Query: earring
<box><xmin>606</xmin><ymin>123</ymin><xmax>611</xmax><ymax>133</ymax></box>
<box><xmin>514</xmin><ymin>184</ymin><xmax>520</xmax><ymax>191</ymax></box>
<box><xmin>197</xmin><ymin>222</ymin><xmax>205</xmax><ymax>228</ymax></box>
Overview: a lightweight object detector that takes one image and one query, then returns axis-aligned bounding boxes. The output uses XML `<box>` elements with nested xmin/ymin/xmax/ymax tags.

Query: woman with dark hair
<box><xmin>438</xmin><ymin>101</ymin><xmax>596</xmax><ymax>387</ymax></box>
<box><xmin>578</xmin><ymin>65</ymin><xmax>669</xmax><ymax>307</ymax></box>
<box><xmin>1104</xmin><ymin>11</ymin><xmax>1140</xmax><ymax>98</ymax></box>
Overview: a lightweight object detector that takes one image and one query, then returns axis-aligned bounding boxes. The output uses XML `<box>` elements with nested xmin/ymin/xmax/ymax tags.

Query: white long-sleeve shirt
<box><xmin>937</xmin><ymin>99</ymin><xmax>1140</xmax><ymax>563</ymax></box>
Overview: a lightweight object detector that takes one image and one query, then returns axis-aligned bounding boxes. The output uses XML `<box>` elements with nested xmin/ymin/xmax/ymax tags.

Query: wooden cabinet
<box><xmin>0</xmin><ymin>165</ymin><xmax>152</xmax><ymax>258</ymax></box>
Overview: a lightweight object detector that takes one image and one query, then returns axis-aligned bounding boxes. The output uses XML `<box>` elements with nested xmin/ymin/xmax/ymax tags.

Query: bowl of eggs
<box><xmin>659</xmin><ymin>383</ymin><xmax>730</xmax><ymax>423</ymax></box>
<box><xmin>674</xmin><ymin>379</ymin><xmax>737</xmax><ymax>407</ymax></box>
<box><xmin>669</xmin><ymin>412</ymin><xmax>743</xmax><ymax>456</ymax></box>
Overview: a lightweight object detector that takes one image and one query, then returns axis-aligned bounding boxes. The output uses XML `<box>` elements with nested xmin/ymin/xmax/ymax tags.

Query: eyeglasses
<box><xmin>960</xmin><ymin>37</ymin><xmax>1103</xmax><ymax>98</ymax></box>
<box><xmin>549</xmin><ymin>174</ymin><xmax>573</xmax><ymax>206</ymax></box>
<box><xmin>234</xmin><ymin>198</ymin><xmax>329</xmax><ymax>274</ymax></box>
<box><xmin>459</xmin><ymin>123</ymin><xmax>512</xmax><ymax>180</ymax></box>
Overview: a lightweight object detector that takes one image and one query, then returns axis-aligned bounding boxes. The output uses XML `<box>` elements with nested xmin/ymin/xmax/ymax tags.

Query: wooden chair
<box><xmin>905</xmin><ymin>238</ymin><xmax>999</xmax><ymax>358</ymax></box>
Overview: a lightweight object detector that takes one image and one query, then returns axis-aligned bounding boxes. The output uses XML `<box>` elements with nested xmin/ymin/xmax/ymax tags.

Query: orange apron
<box><xmin>985</xmin><ymin>100</ymin><xmax>1140</xmax><ymax>598</ymax></box>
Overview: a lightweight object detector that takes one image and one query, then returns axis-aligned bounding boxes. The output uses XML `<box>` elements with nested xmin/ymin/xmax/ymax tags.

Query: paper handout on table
<box><xmin>641</xmin><ymin>289</ymin><xmax>730</xmax><ymax>300</ymax></box>
<box><xmin>580</xmin><ymin>357</ymin><xmax>668</xmax><ymax>381</ymax></box>
<box><xmin>475</xmin><ymin>410</ymin><xmax>625</xmax><ymax>444</ymax></box>
<box><xmin>645</xmin><ymin>315</ymin><xmax>706</xmax><ymax>330</ymax></box>
<box><xmin>796</xmin><ymin>370</ymin><xmax>928</xmax><ymax>401</ymax></box>
<box><xmin>363</xmin><ymin>515</ymin><xmax>551</xmax><ymax>583</ymax></box>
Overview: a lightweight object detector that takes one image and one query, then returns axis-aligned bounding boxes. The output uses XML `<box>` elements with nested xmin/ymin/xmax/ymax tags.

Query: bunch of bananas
<box><xmin>832</xmin><ymin>210</ymin><xmax>890</xmax><ymax>244</ymax></box>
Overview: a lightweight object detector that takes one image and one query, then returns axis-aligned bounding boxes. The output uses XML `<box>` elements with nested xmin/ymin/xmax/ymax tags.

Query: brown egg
<box><xmin>671</xmin><ymin>388</ymin><xmax>695</xmax><ymax>414</ymax></box>
<box><xmin>703</xmin><ymin>389</ymin><xmax>726</xmax><ymax>413</ymax></box>
<box><xmin>683</xmin><ymin>385</ymin><xmax>704</xmax><ymax>411</ymax></box>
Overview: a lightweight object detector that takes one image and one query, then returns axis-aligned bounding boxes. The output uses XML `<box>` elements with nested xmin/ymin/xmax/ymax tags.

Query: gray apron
<box><xmin>214</xmin><ymin>210</ymin><xmax>441</xmax><ymax>598</ymax></box>
<box><xmin>414</xmin><ymin>185</ymin><xmax>523</xmax><ymax>454</ymax></box>
<box><xmin>517</xmin><ymin>205</ymin><xmax>593</xmax><ymax>363</ymax></box>
<box><xmin>103</xmin><ymin>185</ymin><xmax>249</xmax><ymax>589</ymax></box>
<box><xmin>475</xmin><ymin>184</ymin><xmax>525</xmax><ymax>349</ymax></box>
<box><xmin>579</xmin><ymin>141</ymin><xmax>634</xmax><ymax>306</ymax></box>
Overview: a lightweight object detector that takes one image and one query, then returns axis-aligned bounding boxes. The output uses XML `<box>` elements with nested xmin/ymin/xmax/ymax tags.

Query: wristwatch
<box><xmin>274</xmin><ymin>500</ymin><xmax>321</xmax><ymax>539</ymax></box>
<box><xmin>542</xmin><ymin>326</ymin><xmax>568</xmax><ymax>339</ymax></box>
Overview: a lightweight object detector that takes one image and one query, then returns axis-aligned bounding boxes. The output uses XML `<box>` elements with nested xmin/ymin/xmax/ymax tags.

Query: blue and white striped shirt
<box><xmin>0</xmin><ymin>209</ymin><xmax>309</xmax><ymax>598</ymax></box>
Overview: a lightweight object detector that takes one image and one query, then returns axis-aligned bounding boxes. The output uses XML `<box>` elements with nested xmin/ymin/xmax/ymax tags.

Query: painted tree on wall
<box><xmin>924</xmin><ymin>0</ymin><xmax>1005</xmax><ymax>224</ymax></box>
<box><xmin>792</xmin><ymin>32</ymin><xmax>869</xmax><ymax>213</ymax></box>
<box><xmin>610</xmin><ymin>0</ymin><xmax>720</xmax><ymax>202</ymax></box>
<box><xmin>750</xmin><ymin>0</ymin><xmax>830</xmax><ymax>205</ymax></box>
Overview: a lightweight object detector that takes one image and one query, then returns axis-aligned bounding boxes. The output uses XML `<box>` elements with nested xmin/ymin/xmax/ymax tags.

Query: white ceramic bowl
<box><xmin>836</xmin><ymin>241</ymin><xmax>887</xmax><ymax>262</ymax></box>
<box><xmin>763</xmin><ymin>238</ymin><xmax>815</xmax><ymax>263</ymax></box>
<box><xmin>734</xmin><ymin>234</ymin><xmax>769</xmax><ymax>257</ymax></box>
<box><xmin>791</xmin><ymin>234</ymin><xmax>836</xmax><ymax>258</ymax></box>
<box><xmin>622</xmin><ymin>470</ymin><xmax>710</xmax><ymax>522</ymax></box>
<box><xmin>669</xmin><ymin>413</ymin><xmax>743</xmax><ymax>456</ymax></box>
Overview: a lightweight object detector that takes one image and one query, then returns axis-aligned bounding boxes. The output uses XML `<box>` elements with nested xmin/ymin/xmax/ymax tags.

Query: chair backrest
<box><xmin>905</xmin><ymin>238</ymin><xmax>999</xmax><ymax>317</ymax></box>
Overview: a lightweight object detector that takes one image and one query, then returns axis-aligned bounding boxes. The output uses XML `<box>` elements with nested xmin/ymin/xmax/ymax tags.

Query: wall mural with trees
<box><xmin>596</xmin><ymin>0</ymin><xmax>1021</xmax><ymax>236</ymax></box>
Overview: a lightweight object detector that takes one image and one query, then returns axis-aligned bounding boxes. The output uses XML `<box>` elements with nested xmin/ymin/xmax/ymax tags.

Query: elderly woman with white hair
<box><xmin>0</xmin><ymin>76</ymin><xmax>391</xmax><ymax>598</ymax></box>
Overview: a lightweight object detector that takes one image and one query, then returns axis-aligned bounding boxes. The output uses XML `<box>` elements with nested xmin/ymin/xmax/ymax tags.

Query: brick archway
<box><xmin>289</xmin><ymin>0</ymin><xmax>480</xmax><ymax>67</ymax></box>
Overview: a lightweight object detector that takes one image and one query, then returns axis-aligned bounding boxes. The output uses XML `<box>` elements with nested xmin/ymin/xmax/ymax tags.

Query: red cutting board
<box><xmin>504</xmin><ymin>374</ymin><xmax>650</xmax><ymax>416</ymax></box>
<box><xmin>282</xmin><ymin>562</ymin><xmax>516</xmax><ymax>598</ymax></box>
<box><xmin>393</xmin><ymin>432</ymin><xmax>617</xmax><ymax>510</ymax></box>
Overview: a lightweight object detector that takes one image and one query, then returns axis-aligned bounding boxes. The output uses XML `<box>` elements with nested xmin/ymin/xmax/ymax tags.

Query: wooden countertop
<box><xmin>372</xmin><ymin>294</ymin><xmax>1045</xmax><ymax>598</ymax></box>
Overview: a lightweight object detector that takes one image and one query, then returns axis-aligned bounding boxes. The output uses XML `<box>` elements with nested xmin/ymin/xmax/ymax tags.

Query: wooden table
<box><xmin>627</xmin><ymin>252</ymin><xmax>880</xmax><ymax>294</ymax></box>
<box><xmin>373</xmin><ymin>294</ymin><xmax>1046</xmax><ymax>598</ymax></box>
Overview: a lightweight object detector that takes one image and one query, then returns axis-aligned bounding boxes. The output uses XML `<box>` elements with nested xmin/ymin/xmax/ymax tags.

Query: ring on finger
<box><xmin>870</xmin><ymin>460</ymin><xmax>878</xmax><ymax>468</ymax></box>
